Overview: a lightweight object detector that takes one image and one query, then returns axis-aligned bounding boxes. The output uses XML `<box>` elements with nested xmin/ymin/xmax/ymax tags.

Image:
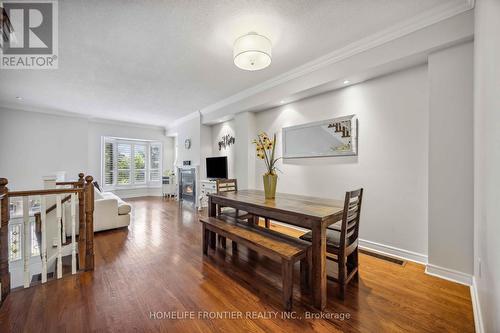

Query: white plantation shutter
<box><xmin>117</xmin><ymin>143</ymin><xmax>132</xmax><ymax>185</ymax></box>
<box><xmin>102</xmin><ymin>137</ymin><xmax>162</xmax><ymax>189</ymax></box>
<box><xmin>134</xmin><ymin>144</ymin><xmax>146</xmax><ymax>184</ymax></box>
<box><xmin>104</xmin><ymin>140</ymin><xmax>115</xmax><ymax>186</ymax></box>
<box><xmin>149</xmin><ymin>143</ymin><xmax>161</xmax><ymax>182</ymax></box>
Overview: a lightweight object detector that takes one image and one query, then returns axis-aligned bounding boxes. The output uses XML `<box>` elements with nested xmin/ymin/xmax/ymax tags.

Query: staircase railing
<box><xmin>0</xmin><ymin>173</ymin><xmax>95</xmax><ymax>305</ymax></box>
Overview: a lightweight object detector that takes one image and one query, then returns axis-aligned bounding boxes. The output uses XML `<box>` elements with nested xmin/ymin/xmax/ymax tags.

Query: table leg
<box><xmin>202</xmin><ymin>224</ymin><xmax>208</xmax><ymax>255</ymax></box>
<box><xmin>208</xmin><ymin>196</ymin><xmax>216</xmax><ymax>218</ymax></box>
<box><xmin>208</xmin><ymin>197</ymin><xmax>218</xmax><ymax>250</ymax></box>
<box><xmin>312</xmin><ymin>222</ymin><xmax>327</xmax><ymax>310</ymax></box>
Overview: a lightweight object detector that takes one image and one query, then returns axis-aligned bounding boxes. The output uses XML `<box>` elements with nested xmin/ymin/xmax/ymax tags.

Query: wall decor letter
<box><xmin>218</xmin><ymin>134</ymin><xmax>235</xmax><ymax>151</ymax></box>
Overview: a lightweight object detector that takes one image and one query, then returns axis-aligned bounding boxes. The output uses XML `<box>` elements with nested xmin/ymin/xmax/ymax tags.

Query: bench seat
<box><xmin>199</xmin><ymin>215</ymin><xmax>311</xmax><ymax>310</ymax></box>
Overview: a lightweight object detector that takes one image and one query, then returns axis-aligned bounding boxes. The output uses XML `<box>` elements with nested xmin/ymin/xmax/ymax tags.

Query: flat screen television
<box><xmin>206</xmin><ymin>156</ymin><xmax>228</xmax><ymax>179</ymax></box>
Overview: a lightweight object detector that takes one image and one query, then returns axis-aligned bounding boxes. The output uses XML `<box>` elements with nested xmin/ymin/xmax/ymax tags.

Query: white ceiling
<box><xmin>0</xmin><ymin>0</ymin><xmax>464</xmax><ymax>127</ymax></box>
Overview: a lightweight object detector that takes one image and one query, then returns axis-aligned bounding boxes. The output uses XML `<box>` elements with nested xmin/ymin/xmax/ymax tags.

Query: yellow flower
<box><xmin>257</xmin><ymin>151</ymin><xmax>265</xmax><ymax>160</ymax></box>
<box><xmin>259</xmin><ymin>132</ymin><xmax>270</xmax><ymax>141</ymax></box>
<box><xmin>264</xmin><ymin>141</ymin><xmax>273</xmax><ymax>150</ymax></box>
<box><xmin>256</xmin><ymin>144</ymin><xmax>264</xmax><ymax>151</ymax></box>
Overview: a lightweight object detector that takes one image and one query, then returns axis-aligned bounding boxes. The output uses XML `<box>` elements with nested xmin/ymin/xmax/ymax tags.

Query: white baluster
<box><xmin>23</xmin><ymin>197</ymin><xmax>30</xmax><ymax>288</ymax></box>
<box><xmin>56</xmin><ymin>195</ymin><xmax>62</xmax><ymax>279</ymax></box>
<box><xmin>61</xmin><ymin>200</ymin><xmax>66</xmax><ymax>245</ymax></box>
<box><xmin>41</xmin><ymin>196</ymin><xmax>48</xmax><ymax>283</ymax></box>
<box><xmin>0</xmin><ymin>198</ymin><xmax>1</xmax><ymax>299</ymax></box>
<box><xmin>71</xmin><ymin>193</ymin><xmax>76</xmax><ymax>274</ymax></box>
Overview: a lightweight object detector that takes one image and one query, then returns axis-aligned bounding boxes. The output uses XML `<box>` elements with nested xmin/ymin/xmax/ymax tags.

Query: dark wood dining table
<box><xmin>207</xmin><ymin>189</ymin><xmax>344</xmax><ymax>310</ymax></box>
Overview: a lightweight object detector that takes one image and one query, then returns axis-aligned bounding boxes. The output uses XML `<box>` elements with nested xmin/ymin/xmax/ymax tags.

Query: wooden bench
<box><xmin>199</xmin><ymin>215</ymin><xmax>311</xmax><ymax>310</ymax></box>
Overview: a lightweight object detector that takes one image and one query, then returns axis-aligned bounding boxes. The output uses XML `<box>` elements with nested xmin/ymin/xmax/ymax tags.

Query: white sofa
<box><xmin>65</xmin><ymin>188</ymin><xmax>131</xmax><ymax>235</ymax></box>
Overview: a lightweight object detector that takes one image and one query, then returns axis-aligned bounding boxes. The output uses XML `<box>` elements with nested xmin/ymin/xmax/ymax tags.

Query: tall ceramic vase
<box><xmin>263</xmin><ymin>173</ymin><xmax>278</xmax><ymax>199</ymax></box>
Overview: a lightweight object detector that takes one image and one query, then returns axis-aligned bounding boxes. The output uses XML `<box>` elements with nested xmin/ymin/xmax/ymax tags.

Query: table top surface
<box><xmin>209</xmin><ymin>189</ymin><xmax>344</xmax><ymax>221</ymax></box>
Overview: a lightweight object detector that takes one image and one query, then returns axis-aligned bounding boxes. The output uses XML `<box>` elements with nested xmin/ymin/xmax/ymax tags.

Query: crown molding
<box><xmin>167</xmin><ymin>110</ymin><xmax>200</xmax><ymax>129</ymax></box>
<box><xmin>87</xmin><ymin>117</ymin><xmax>166</xmax><ymax>131</ymax></box>
<box><xmin>0</xmin><ymin>103</ymin><xmax>166</xmax><ymax>131</ymax></box>
<box><xmin>200</xmin><ymin>0</ymin><xmax>475</xmax><ymax>116</ymax></box>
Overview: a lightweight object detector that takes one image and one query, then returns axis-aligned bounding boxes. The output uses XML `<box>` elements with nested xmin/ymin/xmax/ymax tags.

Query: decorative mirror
<box><xmin>282</xmin><ymin>115</ymin><xmax>358</xmax><ymax>159</ymax></box>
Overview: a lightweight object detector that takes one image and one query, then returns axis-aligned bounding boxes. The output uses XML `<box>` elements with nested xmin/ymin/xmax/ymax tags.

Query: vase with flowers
<box><xmin>252</xmin><ymin>132</ymin><xmax>281</xmax><ymax>199</ymax></box>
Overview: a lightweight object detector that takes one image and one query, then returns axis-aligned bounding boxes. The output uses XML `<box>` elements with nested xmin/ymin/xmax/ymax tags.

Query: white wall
<box><xmin>210</xmin><ymin>120</ymin><xmax>236</xmax><ymax>179</ymax></box>
<box><xmin>200</xmin><ymin>124</ymin><xmax>213</xmax><ymax>180</ymax></box>
<box><xmin>0</xmin><ymin>108</ymin><xmax>88</xmax><ymax>190</ymax></box>
<box><xmin>172</xmin><ymin>113</ymin><xmax>201</xmax><ymax>167</ymax></box>
<box><xmin>427</xmin><ymin>42</ymin><xmax>474</xmax><ymax>276</ymax></box>
<box><xmin>234</xmin><ymin>111</ymin><xmax>256</xmax><ymax>189</ymax></box>
<box><xmin>87</xmin><ymin>121</ymin><xmax>173</xmax><ymax>198</ymax></box>
<box><xmin>0</xmin><ymin>108</ymin><xmax>174</xmax><ymax>197</ymax></box>
<box><xmin>253</xmin><ymin>65</ymin><xmax>429</xmax><ymax>256</ymax></box>
<box><xmin>474</xmin><ymin>0</ymin><xmax>500</xmax><ymax>331</ymax></box>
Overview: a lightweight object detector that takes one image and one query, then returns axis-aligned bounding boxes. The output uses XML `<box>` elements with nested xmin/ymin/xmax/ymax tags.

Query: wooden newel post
<box><xmin>0</xmin><ymin>178</ymin><xmax>11</xmax><ymax>303</ymax></box>
<box><xmin>77</xmin><ymin>173</ymin><xmax>86</xmax><ymax>270</ymax></box>
<box><xmin>84</xmin><ymin>176</ymin><xmax>94</xmax><ymax>271</ymax></box>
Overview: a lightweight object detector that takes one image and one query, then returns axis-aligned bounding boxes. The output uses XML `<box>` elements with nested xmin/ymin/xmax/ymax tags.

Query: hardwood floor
<box><xmin>0</xmin><ymin>197</ymin><xmax>474</xmax><ymax>332</ymax></box>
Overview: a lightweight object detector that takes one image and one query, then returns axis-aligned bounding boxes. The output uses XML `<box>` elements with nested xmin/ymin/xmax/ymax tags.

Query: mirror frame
<box><xmin>282</xmin><ymin>114</ymin><xmax>358</xmax><ymax>159</ymax></box>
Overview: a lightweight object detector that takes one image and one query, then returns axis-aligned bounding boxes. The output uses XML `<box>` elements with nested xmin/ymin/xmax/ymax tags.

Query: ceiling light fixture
<box><xmin>343</xmin><ymin>80</ymin><xmax>350</xmax><ymax>85</ymax></box>
<box><xmin>280</xmin><ymin>100</ymin><xmax>285</xmax><ymax>104</ymax></box>
<box><xmin>233</xmin><ymin>32</ymin><xmax>272</xmax><ymax>71</ymax></box>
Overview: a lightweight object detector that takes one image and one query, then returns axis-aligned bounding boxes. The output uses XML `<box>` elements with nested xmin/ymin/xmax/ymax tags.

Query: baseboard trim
<box><xmin>470</xmin><ymin>276</ymin><xmax>485</xmax><ymax>333</ymax></box>
<box><xmin>425</xmin><ymin>264</ymin><xmax>472</xmax><ymax>286</ymax></box>
<box><xmin>269</xmin><ymin>222</ymin><xmax>429</xmax><ymax>265</ymax></box>
<box><xmin>358</xmin><ymin>239</ymin><xmax>428</xmax><ymax>265</ymax></box>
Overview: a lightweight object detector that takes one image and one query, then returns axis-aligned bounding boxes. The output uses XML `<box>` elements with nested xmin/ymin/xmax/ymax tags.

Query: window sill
<box><xmin>103</xmin><ymin>185</ymin><xmax>162</xmax><ymax>192</ymax></box>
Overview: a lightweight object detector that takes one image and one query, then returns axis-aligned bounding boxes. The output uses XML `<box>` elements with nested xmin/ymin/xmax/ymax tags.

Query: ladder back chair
<box><xmin>215</xmin><ymin>179</ymin><xmax>253</xmax><ymax>249</ymax></box>
<box><xmin>299</xmin><ymin>188</ymin><xmax>364</xmax><ymax>299</ymax></box>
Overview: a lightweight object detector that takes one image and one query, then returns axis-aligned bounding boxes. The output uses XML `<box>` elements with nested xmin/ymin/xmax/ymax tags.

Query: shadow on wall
<box><xmin>283</xmin><ymin>156</ymin><xmax>358</xmax><ymax>166</ymax></box>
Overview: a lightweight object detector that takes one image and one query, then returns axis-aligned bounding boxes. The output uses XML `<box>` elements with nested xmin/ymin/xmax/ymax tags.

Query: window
<box><xmin>102</xmin><ymin>137</ymin><xmax>162</xmax><ymax>189</ymax></box>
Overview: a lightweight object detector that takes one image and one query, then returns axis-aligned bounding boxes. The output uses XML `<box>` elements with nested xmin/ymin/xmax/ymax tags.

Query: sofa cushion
<box><xmin>100</xmin><ymin>192</ymin><xmax>131</xmax><ymax>215</ymax></box>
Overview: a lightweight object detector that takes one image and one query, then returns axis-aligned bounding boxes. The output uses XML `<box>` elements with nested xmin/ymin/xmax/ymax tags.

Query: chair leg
<box><xmin>339</xmin><ymin>284</ymin><xmax>345</xmax><ymax>300</ymax></box>
<box><xmin>252</xmin><ymin>215</ymin><xmax>259</xmax><ymax>226</ymax></box>
<box><xmin>338</xmin><ymin>258</ymin><xmax>347</xmax><ymax>300</ymax></box>
<box><xmin>202</xmin><ymin>225</ymin><xmax>208</xmax><ymax>255</ymax></box>
<box><xmin>220</xmin><ymin>236</ymin><xmax>226</xmax><ymax>249</ymax></box>
<box><xmin>282</xmin><ymin>259</ymin><xmax>294</xmax><ymax>311</ymax></box>
<box><xmin>265</xmin><ymin>218</ymin><xmax>271</xmax><ymax>228</ymax></box>
<box><xmin>232</xmin><ymin>241</ymin><xmax>238</xmax><ymax>253</ymax></box>
<box><xmin>352</xmin><ymin>248</ymin><xmax>359</xmax><ymax>282</ymax></box>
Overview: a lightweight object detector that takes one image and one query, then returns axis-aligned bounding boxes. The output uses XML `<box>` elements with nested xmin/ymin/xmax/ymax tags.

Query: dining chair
<box><xmin>299</xmin><ymin>188</ymin><xmax>364</xmax><ymax>299</ymax></box>
<box><xmin>216</xmin><ymin>179</ymin><xmax>249</xmax><ymax>218</ymax></box>
<box><xmin>215</xmin><ymin>179</ymin><xmax>253</xmax><ymax>249</ymax></box>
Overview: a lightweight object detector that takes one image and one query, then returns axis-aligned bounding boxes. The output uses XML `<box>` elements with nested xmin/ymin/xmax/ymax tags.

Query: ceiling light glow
<box><xmin>233</xmin><ymin>32</ymin><xmax>272</xmax><ymax>71</ymax></box>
